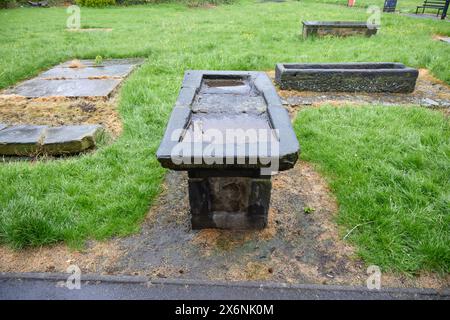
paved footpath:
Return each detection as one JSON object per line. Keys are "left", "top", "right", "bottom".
{"left": 0, "top": 273, "right": 449, "bottom": 300}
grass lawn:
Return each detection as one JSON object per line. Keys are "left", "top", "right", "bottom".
{"left": 0, "top": 1, "right": 449, "bottom": 273}
{"left": 295, "top": 106, "right": 450, "bottom": 273}
{"left": 309, "top": 0, "right": 433, "bottom": 12}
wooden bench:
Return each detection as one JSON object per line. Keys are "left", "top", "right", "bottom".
{"left": 416, "top": 0, "right": 447, "bottom": 16}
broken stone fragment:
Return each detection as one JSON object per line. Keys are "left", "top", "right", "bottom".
{"left": 42, "top": 125, "right": 104, "bottom": 155}
{"left": 0, "top": 125, "right": 46, "bottom": 156}
{"left": 0, "top": 124, "right": 104, "bottom": 156}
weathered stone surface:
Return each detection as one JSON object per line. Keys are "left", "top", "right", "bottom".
{"left": 0, "top": 124, "right": 103, "bottom": 156}
{"left": 42, "top": 125, "right": 103, "bottom": 155}
{"left": 158, "top": 71, "right": 299, "bottom": 170}
{"left": 275, "top": 63, "right": 419, "bottom": 93}
{"left": 7, "top": 78, "right": 121, "bottom": 98}
{"left": 189, "top": 172, "right": 270, "bottom": 230}
{"left": 0, "top": 123, "right": 7, "bottom": 131}
{"left": 302, "top": 21, "right": 379, "bottom": 39}
{"left": 58, "top": 58, "right": 145, "bottom": 68}
{"left": 6, "top": 58, "right": 144, "bottom": 98}
{"left": 39, "top": 64, "right": 136, "bottom": 79}
{"left": 157, "top": 70, "right": 300, "bottom": 230}
{"left": 0, "top": 125, "right": 46, "bottom": 156}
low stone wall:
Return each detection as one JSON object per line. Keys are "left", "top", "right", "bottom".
{"left": 275, "top": 63, "right": 419, "bottom": 93}
{"left": 302, "top": 21, "right": 379, "bottom": 39}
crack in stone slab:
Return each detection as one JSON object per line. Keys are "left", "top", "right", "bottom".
{"left": 4, "top": 59, "right": 145, "bottom": 98}
{"left": 0, "top": 124, "right": 103, "bottom": 156}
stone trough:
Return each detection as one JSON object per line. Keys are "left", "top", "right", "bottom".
{"left": 275, "top": 62, "right": 419, "bottom": 93}
{"left": 302, "top": 21, "right": 379, "bottom": 39}
{"left": 0, "top": 124, "right": 103, "bottom": 156}
{"left": 157, "top": 70, "right": 299, "bottom": 230}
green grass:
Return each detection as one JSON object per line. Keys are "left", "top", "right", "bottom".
{"left": 307, "top": 0, "right": 429, "bottom": 12}
{"left": 0, "top": 1, "right": 449, "bottom": 272}
{"left": 295, "top": 106, "right": 450, "bottom": 273}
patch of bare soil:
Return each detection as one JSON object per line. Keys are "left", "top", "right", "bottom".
{"left": 268, "top": 69, "right": 450, "bottom": 119}
{"left": 0, "top": 95, "right": 122, "bottom": 137}
{"left": 0, "top": 241, "right": 122, "bottom": 274}
{"left": 2, "top": 161, "right": 447, "bottom": 290}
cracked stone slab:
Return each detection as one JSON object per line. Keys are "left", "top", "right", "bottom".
{"left": 0, "top": 125, "right": 46, "bottom": 156}
{"left": 7, "top": 78, "right": 122, "bottom": 98}
{"left": 0, "top": 123, "right": 7, "bottom": 131}
{"left": 39, "top": 64, "right": 136, "bottom": 79}
{"left": 5, "top": 58, "right": 145, "bottom": 98}
{"left": 0, "top": 124, "right": 104, "bottom": 156}
{"left": 42, "top": 125, "right": 103, "bottom": 155}
{"left": 58, "top": 58, "right": 145, "bottom": 68}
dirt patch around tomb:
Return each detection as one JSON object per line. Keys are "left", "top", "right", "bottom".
{"left": 0, "top": 95, "right": 122, "bottom": 137}
{"left": 1, "top": 161, "right": 448, "bottom": 290}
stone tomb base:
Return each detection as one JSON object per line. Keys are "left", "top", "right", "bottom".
{"left": 188, "top": 170, "right": 271, "bottom": 230}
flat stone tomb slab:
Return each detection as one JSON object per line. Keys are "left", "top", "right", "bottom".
{"left": 6, "top": 58, "right": 144, "bottom": 98}
{"left": 157, "top": 71, "right": 300, "bottom": 230}
{"left": 8, "top": 78, "right": 122, "bottom": 98}
{"left": 43, "top": 125, "right": 102, "bottom": 155}
{"left": 302, "top": 21, "right": 379, "bottom": 39}
{"left": 0, "top": 125, "right": 46, "bottom": 156}
{"left": 0, "top": 124, "right": 103, "bottom": 156}
{"left": 275, "top": 62, "right": 419, "bottom": 93}
{"left": 40, "top": 64, "right": 136, "bottom": 79}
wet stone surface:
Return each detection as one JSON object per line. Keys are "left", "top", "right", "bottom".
{"left": 271, "top": 69, "right": 450, "bottom": 111}
{"left": 0, "top": 124, "right": 103, "bottom": 156}
{"left": 0, "top": 125, "right": 46, "bottom": 156}
{"left": 4, "top": 59, "right": 144, "bottom": 98}
{"left": 158, "top": 71, "right": 299, "bottom": 230}
{"left": 302, "top": 21, "right": 378, "bottom": 39}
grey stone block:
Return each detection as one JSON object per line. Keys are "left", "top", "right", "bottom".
{"left": 302, "top": 21, "right": 379, "bottom": 39}
{"left": 42, "top": 125, "right": 103, "bottom": 155}
{"left": 0, "top": 124, "right": 7, "bottom": 131}
{"left": 57, "top": 58, "right": 145, "bottom": 68}
{"left": 6, "top": 58, "right": 145, "bottom": 98}
{"left": 189, "top": 173, "right": 271, "bottom": 230}
{"left": 7, "top": 78, "right": 122, "bottom": 98}
{"left": 157, "top": 70, "right": 300, "bottom": 230}
{"left": 275, "top": 63, "right": 418, "bottom": 93}
{"left": 0, "top": 125, "right": 46, "bottom": 156}
{"left": 39, "top": 64, "right": 136, "bottom": 79}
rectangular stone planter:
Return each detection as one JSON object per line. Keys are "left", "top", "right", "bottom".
{"left": 157, "top": 70, "right": 300, "bottom": 230}
{"left": 302, "top": 21, "right": 379, "bottom": 39}
{"left": 275, "top": 62, "right": 419, "bottom": 93}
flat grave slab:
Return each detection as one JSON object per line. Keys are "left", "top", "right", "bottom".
{"left": 0, "top": 125, "right": 46, "bottom": 156}
{"left": 43, "top": 125, "right": 102, "bottom": 155}
{"left": 0, "top": 123, "right": 7, "bottom": 131}
{"left": 0, "top": 124, "right": 103, "bottom": 156}
{"left": 8, "top": 78, "right": 122, "bottom": 98}
{"left": 5, "top": 58, "right": 144, "bottom": 98}
{"left": 39, "top": 64, "right": 136, "bottom": 79}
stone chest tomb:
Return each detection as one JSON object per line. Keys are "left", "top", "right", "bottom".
{"left": 302, "top": 21, "right": 379, "bottom": 39}
{"left": 157, "top": 71, "right": 299, "bottom": 230}
{"left": 275, "top": 62, "right": 419, "bottom": 93}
